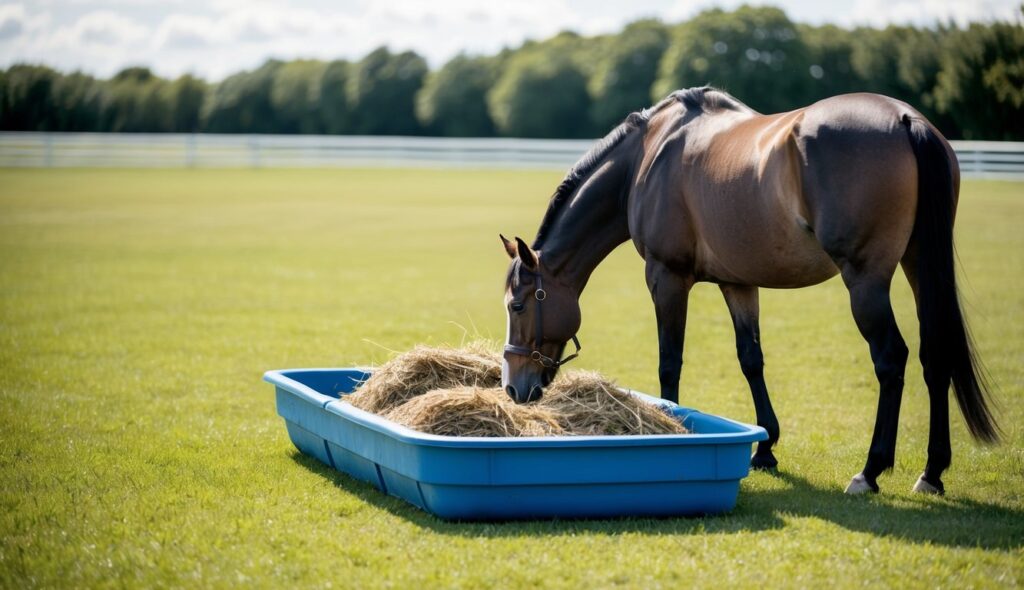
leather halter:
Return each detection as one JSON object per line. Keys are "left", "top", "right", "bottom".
{"left": 503, "top": 268, "right": 582, "bottom": 369}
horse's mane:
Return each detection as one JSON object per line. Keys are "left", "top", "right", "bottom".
{"left": 531, "top": 87, "right": 747, "bottom": 249}
{"left": 533, "top": 111, "right": 650, "bottom": 247}
{"left": 671, "top": 85, "right": 748, "bottom": 113}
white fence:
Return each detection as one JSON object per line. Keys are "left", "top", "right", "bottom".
{"left": 1, "top": 132, "right": 1022, "bottom": 179}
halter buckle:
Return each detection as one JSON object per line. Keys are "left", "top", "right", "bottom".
{"left": 535, "top": 289, "right": 546, "bottom": 301}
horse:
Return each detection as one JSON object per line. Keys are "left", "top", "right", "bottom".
{"left": 499, "top": 87, "right": 999, "bottom": 495}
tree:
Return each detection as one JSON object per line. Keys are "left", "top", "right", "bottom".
{"left": 49, "top": 71, "right": 104, "bottom": 131}
{"left": 416, "top": 54, "right": 497, "bottom": 136}
{"left": 201, "top": 60, "right": 282, "bottom": 133}
{"left": 933, "top": 22, "right": 1024, "bottom": 140}
{"left": 270, "top": 60, "right": 326, "bottom": 134}
{"left": 319, "top": 60, "right": 352, "bottom": 134}
{"left": 589, "top": 19, "right": 670, "bottom": 132}
{"left": 653, "top": 6, "right": 812, "bottom": 113}
{"left": 0, "top": 64, "right": 61, "bottom": 130}
{"left": 800, "top": 24, "right": 860, "bottom": 103}
{"left": 163, "top": 74, "right": 206, "bottom": 132}
{"left": 101, "top": 67, "right": 171, "bottom": 132}
{"left": 487, "top": 52, "right": 592, "bottom": 138}
{"left": 347, "top": 47, "right": 427, "bottom": 135}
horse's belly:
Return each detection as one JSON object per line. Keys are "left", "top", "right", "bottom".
{"left": 695, "top": 218, "right": 839, "bottom": 288}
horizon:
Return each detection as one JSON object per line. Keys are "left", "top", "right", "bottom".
{"left": 1, "top": 0, "right": 1021, "bottom": 81}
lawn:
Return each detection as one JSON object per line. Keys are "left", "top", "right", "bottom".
{"left": 1, "top": 168, "right": 1022, "bottom": 588}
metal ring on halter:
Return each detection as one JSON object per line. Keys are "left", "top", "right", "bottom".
{"left": 535, "top": 289, "right": 546, "bottom": 300}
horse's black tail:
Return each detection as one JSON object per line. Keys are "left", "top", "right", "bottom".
{"left": 903, "top": 114, "right": 1000, "bottom": 443}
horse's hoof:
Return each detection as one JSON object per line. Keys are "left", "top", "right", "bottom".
{"left": 912, "top": 474, "right": 944, "bottom": 495}
{"left": 844, "top": 472, "right": 879, "bottom": 495}
{"left": 750, "top": 452, "right": 778, "bottom": 471}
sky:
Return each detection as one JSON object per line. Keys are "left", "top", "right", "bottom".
{"left": 0, "top": 0, "right": 1020, "bottom": 81}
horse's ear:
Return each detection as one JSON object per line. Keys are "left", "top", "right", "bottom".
{"left": 515, "top": 237, "right": 538, "bottom": 269}
{"left": 500, "top": 234, "right": 516, "bottom": 259}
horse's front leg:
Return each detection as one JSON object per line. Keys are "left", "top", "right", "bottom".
{"left": 645, "top": 259, "right": 693, "bottom": 404}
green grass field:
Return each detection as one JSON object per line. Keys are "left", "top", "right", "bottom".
{"left": 1, "top": 168, "right": 1022, "bottom": 588}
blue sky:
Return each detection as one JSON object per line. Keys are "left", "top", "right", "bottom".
{"left": 1, "top": 0, "right": 1020, "bottom": 80}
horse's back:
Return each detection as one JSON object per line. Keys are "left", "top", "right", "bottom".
{"left": 633, "top": 91, "right": 936, "bottom": 288}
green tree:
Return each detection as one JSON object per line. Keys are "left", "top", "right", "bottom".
{"left": 589, "top": 19, "right": 669, "bottom": 131}
{"left": 850, "top": 27, "right": 946, "bottom": 106}
{"left": 801, "top": 24, "right": 860, "bottom": 103}
{"left": 347, "top": 47, "right": 428, "bottom": 135}
{"left": 319, "top": 60, "right": 352, "bottom": 134}
{"left": 416, "top": 54, "right": 497, "bottom": 136}
{"left": 201, "top": 60, "right": 282, "bottom": 133}
{"left": 162, "top": 74, "right": 206, "bottom": 132}
{"left": 270, "top": 60, "right": 327, "bottom": 134}
{"left": 0, "top": 64, "right": 61, "bottom": 130}
{"left": 488, "top": 52, "right": 592, "bottom": 138}
{"left": 653, "top": 6, "right": 812, "bottom": 113}
{"left": 101, "top": 67, "right": 171, "bottom": 132}
{"left": 933, "top": 22, "right": 1024, "bottom": 140}
{"left": 52, "top": 71, "right": 105, "bottom": 131}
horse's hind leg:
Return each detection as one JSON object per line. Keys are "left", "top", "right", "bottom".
{"left": 720, "top": 284, "right": 780, "bottom": 469}
{"left": 840, "top": 267, "right": 910, "bottom": 494}
{"left": 900, "top": 250, "right": 951, "bottom": 494}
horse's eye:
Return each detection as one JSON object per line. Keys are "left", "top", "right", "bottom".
{"left": 510, "top": 301, "right": 525, "bottom": 313}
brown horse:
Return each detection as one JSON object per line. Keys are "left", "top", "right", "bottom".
{"left": 500, "top": 87, "right": 999, "bottom": 495}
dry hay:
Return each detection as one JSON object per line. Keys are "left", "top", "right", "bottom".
{"left": 345, "top": 343, "right": 501, "bottom": 414}
{"left": 383, "top": 387, "right": 565, "bottom": 437}
{"left": 345, "top": 346, "right": 688, "bottom": 437}
{"left": 542, "top": 371, "right": 688, "bottom": 436}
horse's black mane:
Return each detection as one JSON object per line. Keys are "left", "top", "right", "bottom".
{"left": 671, "top": 85, "right": 747, "bottom": 113}
{"left": 532, "top": 87, "right": 744, "bottom": 248}
{"left": 533, "top": 111, "right": 649, "bottom": 247}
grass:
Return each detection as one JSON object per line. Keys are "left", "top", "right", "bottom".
{"left": 0, "top": 168, "right": 1022, "bottom": 588}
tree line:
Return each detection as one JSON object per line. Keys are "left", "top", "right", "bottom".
{"left": 1, "top": 6, "right": 1021, "bottom": 140}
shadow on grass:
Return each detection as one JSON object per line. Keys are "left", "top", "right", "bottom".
{"left": 290, "top": 451, "right": 1023, "bottom": 550}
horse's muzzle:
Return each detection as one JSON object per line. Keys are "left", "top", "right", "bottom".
{"left": 504, "top": 383, "right": 544, "bottom": 404}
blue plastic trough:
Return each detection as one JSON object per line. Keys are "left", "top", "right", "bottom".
{"left": 265, "top": 368, "right": 767, "bottom": 520}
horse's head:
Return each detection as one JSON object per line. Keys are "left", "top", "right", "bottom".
{"left": 500, "top": 235, "right": 582, "bottom": 404}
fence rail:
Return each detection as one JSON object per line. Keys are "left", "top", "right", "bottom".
{"left": 1, "top": 132, "right": 1022, "bottom": 179}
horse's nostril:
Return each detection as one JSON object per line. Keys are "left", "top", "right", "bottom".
{"left": 528, "top": 385, "right": 544, "bottom": 402}
{"left": 505, "top": 385, "right": 517, "bottom": 399}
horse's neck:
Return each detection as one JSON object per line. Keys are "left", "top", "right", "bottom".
{"left": 535, "top": 160, "right": 633, "bottom": 292}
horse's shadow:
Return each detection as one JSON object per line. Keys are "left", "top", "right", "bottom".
{"left": 290, "top": 452, "right": 1023, "bottom": 550}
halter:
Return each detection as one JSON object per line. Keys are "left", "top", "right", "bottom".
{"left": 503, "top": 269, "right": 582, "bottom": 369}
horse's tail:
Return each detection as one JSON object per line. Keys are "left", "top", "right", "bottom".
{"left": 903, "top": 114, "right": 1000, "bottom": 443}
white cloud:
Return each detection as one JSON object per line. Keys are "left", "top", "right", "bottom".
{"left": 50, "top": 10, "right": 149, "bottom": 47}
{"left": 153, "top": 14, "right": 216, "bottom": 48}
{"left": 0, "top": 4, "right": 26, "bottom": 40}
{"left": 0, "top": 3, "right": 51, "bottom": 43}
{"left": 844, "top": 0, "right": 1021, "bottom": 27}
{"left": 0, "top": 0, "right": 1021, "bottom": 80}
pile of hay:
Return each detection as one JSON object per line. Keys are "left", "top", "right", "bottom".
{"left": 382, "top": 387, "right": 564, "bottom": 437}
{"left": 345, "top": 346, "right": 688, "bottom": 438}
{"left": 542, "top": 371, "right": 687, "bottom": 436}
{"left": 346, "top": 343, "right": 501, "bottom": 414}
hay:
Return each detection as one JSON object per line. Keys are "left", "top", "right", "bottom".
{"left": 542, "top": 371, "right": 688, "bottom": 436}
{"left": 345, "top": 346, "right": 688, "bottom": 437}
{"left": 345, "top": 343, "right": 501, "bottom": 414}
{"left": 383, "top": 387, "right": 565, "bottom": 437}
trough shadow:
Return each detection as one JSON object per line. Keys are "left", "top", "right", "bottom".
{"left": 290, "top": 452, "right": 1024, "bottom": 550}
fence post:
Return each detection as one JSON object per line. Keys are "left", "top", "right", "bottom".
{"left": 186, "top": 134, "right": 197, "bottom": 168}
{"left": 249, "top": 137, "right": 261, "bottom": 169}
{"left": 44, "top": 133, "right": 54, "bottom": 168}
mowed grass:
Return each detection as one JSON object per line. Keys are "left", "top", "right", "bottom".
{"left": 0, "top": 168, "right": 1022, "bottom": 588}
